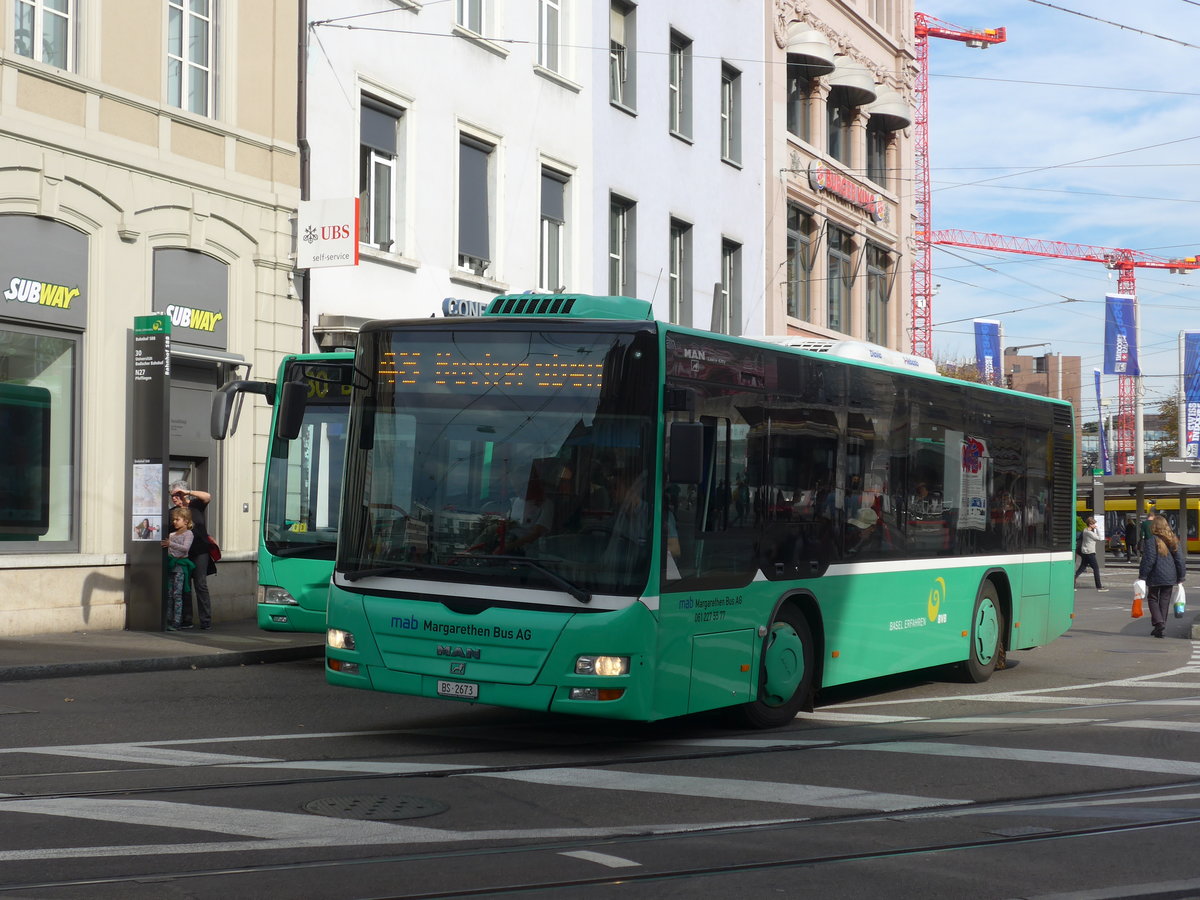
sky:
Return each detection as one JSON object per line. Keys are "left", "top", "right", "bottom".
{"left": 917, "top": 0, "right": 1200, "bottom": 422}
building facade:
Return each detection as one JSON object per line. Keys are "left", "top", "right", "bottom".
{"left": 0, "top": 0, "right": 300, "bottom": 634}
{"left": 304, "top": 0, "right": 767, "bottom": 345}
{"left": 764, "top": 0, "right": 914, "bottom": 349}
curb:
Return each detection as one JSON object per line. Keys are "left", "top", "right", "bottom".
{"left": 0, "top": 643, "right": 323, "bottom": 683}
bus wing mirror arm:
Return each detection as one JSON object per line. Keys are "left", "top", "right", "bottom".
{"left": 210, "top": 379, "right": 275, "bottom": 440}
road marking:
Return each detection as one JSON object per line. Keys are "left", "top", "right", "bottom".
{"left": 797, "top": 712, "right": 926, "bottom": 723}
{"left": 0, "top": 796, "right": 792, "bottom": 862}
{"left": 846, "top": 741, "right": 1200, "bottom": 775}
{"left": 0, "top": 745, "right": 275, "bottom": 766}
{"left": 651, "top": 737, "right": 833, "bottom": 748}
{"left": 474, "top": 768, "right": 966, "bottom": 812}
{"left": 1099, "top": 719, "right": 1200, "bottom": 733}
{"left": 559, "top": 850, "right": 641, "bottom": 868}
{"left": 927, "top": 716, "right": 1103, "bottom": 725}
{"left": 229, "top": 760, "right": 478, "bottom": 774}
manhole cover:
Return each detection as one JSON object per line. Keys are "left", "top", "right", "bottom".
{"left": 304, "top": 795, "right": 448, "bottom": 821}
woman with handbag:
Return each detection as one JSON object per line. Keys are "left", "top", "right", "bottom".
{"left": 169, "top": 481, "right": 214, "bottom": 631}
{"left": 1137, "top": 515, "right": 1186, "bottom": 639}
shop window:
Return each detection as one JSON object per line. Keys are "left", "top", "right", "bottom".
{"left": 0, "top": 326, "right": 78, "bottom": 546}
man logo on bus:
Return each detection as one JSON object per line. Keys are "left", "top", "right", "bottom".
{"left": 928, "top": 576, "right": 947, "bottom": 623}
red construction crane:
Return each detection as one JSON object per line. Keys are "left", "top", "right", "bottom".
{"left": 931, "top": 228, "right": 1200, "bottom": 474}
{"left": 911, "top": 13, "right": 1006, "bottom": 360}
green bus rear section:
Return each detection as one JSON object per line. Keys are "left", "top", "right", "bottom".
{"left": 326, "top": 557, "right": 1072, "bottom": 721}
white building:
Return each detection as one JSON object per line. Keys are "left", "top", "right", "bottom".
{"left": 304, "top": 0, "right": 767, "bottom": 346}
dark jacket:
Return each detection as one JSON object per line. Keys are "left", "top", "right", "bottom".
{"left": 1138, "top": 537, "right": 1186, "bottom": 587}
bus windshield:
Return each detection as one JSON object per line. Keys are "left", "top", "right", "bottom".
{"left": 338, "top": 325, "right": 659, "bottom": 598}
{"left": 263, "top": 359, "right": 352, "bottom": 560}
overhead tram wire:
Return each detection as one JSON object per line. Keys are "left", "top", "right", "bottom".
{"left": 1022, "top": 0, "right": 1200, "bottom": 50}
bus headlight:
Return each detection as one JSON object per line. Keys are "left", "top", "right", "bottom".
{"left": 575, "top": 655, "right": 629, "bottom": 676}
{"left": 327, "top": 628, "right": 356, "bottom": 651}
{"left": 258, "top": 585, "right": 299, "bottom": 606}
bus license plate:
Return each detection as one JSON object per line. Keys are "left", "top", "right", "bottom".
{"left": 437, "top": 680, "right": 478, "bottom": 700}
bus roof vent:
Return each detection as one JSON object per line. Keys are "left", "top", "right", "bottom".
{"left": 761, "top": 336, "right": 939, "bottom": 375}
{"left": 485, "top": 293, "right": 654, "bottom": 321}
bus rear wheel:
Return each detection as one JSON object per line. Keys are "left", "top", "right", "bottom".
{"left": 737, "top": 605, "right": 814, "bottom": 729}
{"left": 959, "top": 581, "right": 1004, "bottom": 683}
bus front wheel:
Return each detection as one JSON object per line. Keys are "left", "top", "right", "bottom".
{"left": 959, "top": 581, "right": 1004, "bottom": 683}
{"left": 737, "top": 605, "right": 814, "bottom": 729}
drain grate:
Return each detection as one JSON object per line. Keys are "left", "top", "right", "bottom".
{"left": 304, "top": 795, "right": 448, "bottom": 821}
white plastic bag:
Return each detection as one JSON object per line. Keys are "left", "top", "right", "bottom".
{"left": 1133, "top": 579, "right": 1147, "bottom": 600}
{"left": 1173, "top": 584, "right": 1187, "bottom": 618}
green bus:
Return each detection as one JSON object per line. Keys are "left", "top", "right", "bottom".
{"left": 318, "top": 294, "right": 1075, "bottom": 726}
{"left": 211, "top": 352, "right": 353, "bottom": 632}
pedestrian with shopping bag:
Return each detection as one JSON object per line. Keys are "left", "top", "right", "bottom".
{"left": 1137, "top": 515, "right": 1186, "bottom": 639}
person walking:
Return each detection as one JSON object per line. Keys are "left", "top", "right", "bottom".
{"left": 1137, "top": 505, "right": 1157, "bottom": 559}
{"left": 1138, "top": 515, "right": 1186, "bottom": 639}
{"left": 1074, "top": 516, "right": 1106, "bottom": 591}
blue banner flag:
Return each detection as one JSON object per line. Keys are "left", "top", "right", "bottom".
{"left": 1094, "top": 368, "right": 1110, "bottom": 475}
{"left": 973, "top": 320, "right": 1001, "bottom": 386}
{"left": 1103, "top": 294, "right": 1139, "bottom": 376}
{"left": 1185, "top": 332, "right": 1200, "bottom": 458}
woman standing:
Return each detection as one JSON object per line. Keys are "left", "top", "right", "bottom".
{"left": 1138, "top": 515, "right": 1186, "bottom": 639}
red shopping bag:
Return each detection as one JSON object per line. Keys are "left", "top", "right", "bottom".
{"left": 1131, "top": 594, "right": 1144, "bottom": 618}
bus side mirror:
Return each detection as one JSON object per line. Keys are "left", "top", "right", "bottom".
{"left": 276, "top": 380, "right": 307, "bottom": 441}
{"left": 668, "top": 421, "right": 705, "bottom": 484}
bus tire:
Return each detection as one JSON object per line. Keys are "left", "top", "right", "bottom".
{"left": 737, "top": 605, "right": 814, "bottom": 729}
{"left": 959, "top": 581, "right": 1004, "bottom": 683}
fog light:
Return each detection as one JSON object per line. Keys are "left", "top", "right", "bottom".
{"left": 327, "top": 628, "right": 356, "bottom": 650}
{"left": 328, "top": 658, "right": 359, "bottom": 675}
{"left": 270, "top": 614, "right": 289, "bottom": 623}
{"left": 259, "top": 585, "right": 299, "bottom": 606}
{"left": 569, "top": 687, "right": 625, "bottom": 701}
{"left": 575, "top": 655, "right": 629, "bottom": 676}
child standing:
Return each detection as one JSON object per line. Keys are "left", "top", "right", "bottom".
{"left": 161, "top": 508, "right": 195, "bottom": 631}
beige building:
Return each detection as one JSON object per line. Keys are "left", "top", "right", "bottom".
{"left": 0, "top": 0, "right": 300, "bottom": 634}
{"left": 765, "top": 0, "right": 914, "bottom": 349}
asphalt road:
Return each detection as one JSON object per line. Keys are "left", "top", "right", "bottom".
{"left": 1, "top": 574, "right": 1199, "bottom": 899}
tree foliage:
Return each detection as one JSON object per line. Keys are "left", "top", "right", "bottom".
{"left": 935, "top": 357, "right": 985, "bottom": 384}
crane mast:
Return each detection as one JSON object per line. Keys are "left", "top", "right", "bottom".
{"left": 911, "top": 13, "right": 1005, "bottom": 359}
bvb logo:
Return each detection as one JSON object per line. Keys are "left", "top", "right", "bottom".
{"left": 928, "top": 576, "right": 946, "bottom": 622}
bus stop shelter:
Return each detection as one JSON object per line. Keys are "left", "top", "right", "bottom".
{"left": 1081, "top": 470, "right": 1200, "bottom": 569}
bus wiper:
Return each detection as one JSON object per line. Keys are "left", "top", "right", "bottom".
{"left": 342, "top": 561, "right": 472, "bottom": 582}
{"left": 482, "top": 555, "right": 592, "bottom": 604}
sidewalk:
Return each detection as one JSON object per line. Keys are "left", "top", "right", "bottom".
{"left": 0, "top": 619, "right": 324, "bottom": 683}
